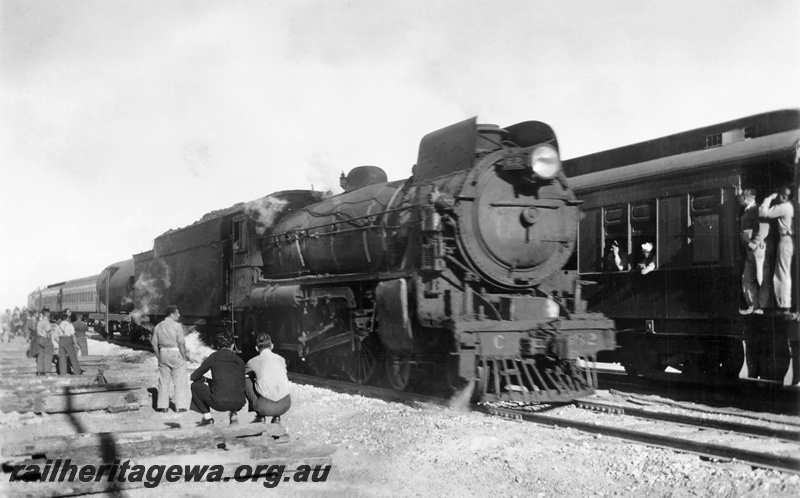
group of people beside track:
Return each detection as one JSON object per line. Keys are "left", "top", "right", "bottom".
{"left": 2, "top": 306, "right": 90, "bottom": 375}
{"left": 151, "top": 305, "right": 292, "bottom": 427}
{"left": 24, "top": 307, "right": 89, "bottom": 376}
{"left": 1, "top": 307, "right": 27, "bottom": 342}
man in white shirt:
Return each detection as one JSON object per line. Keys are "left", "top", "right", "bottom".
{"left": 245, "top": 333, "right": 292, "bottom": 423}
{"left": 759, "top": 186, "right": 795, "bottom": 315}
{"left": 56, "top": 312, "right": 82, "bottom": 375}
{"left": 151, "top": 305, "right": 189, "bottom": 412}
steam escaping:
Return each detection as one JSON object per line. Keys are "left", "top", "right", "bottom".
{"left": 245, "top": 195, "right": 288, "bottom": 235}
{"left": 184, "top": 329, "right": 214, "bottom": 364}
{"left": 134, "top": 259, "right": 170, "bottom": 316}
{"left": 133, "top": 274, "right": 159, "bottom": 316}
{"left": 448, "top": 380, "right": 475, "bottom": 412}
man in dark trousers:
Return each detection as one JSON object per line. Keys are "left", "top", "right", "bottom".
{"left": 35, "top": 309, "right": 54, "bottom": 375}
{"left": 739, "top": 188, "right": 772, "bottom": 315}
{"left": 26, "top": 310, "right": 38, "bottom": 358}
{"left": 190, "top": 331, "right": 246, "bottom": 426}
{"left": 245, "top": 333, "right": 292, "bottom": 424}
{"left": 71, "top": 313, "right": 89, "bottom": 356}
{"left": 56, "top": 312, "right": 82, "bottom": 375}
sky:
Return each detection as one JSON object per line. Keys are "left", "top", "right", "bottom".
{"left": 1, "top": 0, "right": 798, "bottom": 309}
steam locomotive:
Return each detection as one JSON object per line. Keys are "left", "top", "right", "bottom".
{"left": 30, "top": 117, "right": 617, "bottom": 403}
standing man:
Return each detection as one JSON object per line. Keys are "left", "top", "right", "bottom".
{"left": 72, "top": 313, "right": 89, "bottom": 356}
{"left": 35, "top": 309, "right": 54, "bottom": 376}
{"left": 1, "top": 309, "right": 10, "bottom": 343}
{"left": 10, "top": 310, "right": 22, "bottom": 341}
{"left": 739, "top": 188, "right": 772, "bottom": 315}
{"left": 760, "top": 186, "right": 795, "bottom": 316}
{"left": 56, "top": 313, "right": 82, "bottom": 375}
{"left": 26, "top": 310, "right": 38, "bottom": 358}
{"left": 151, "top": 306, "right": 189, "bottom": 412}
{"left": 245, "top": 333, "right": 292, "bottom": 424}
{"left": 20, "top": 308, "right": 28, "bottom": 340}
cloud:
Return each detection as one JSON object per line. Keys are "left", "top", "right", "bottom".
{"left": 1, "top": 0, "right": 798, "bottom": 309}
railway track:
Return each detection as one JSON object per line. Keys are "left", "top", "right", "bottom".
{"left": 94, "top": 338, "right": 800, "bottom": 475}
{"left": 484, "top": 400, "right": 800, "bottom": 475}
{"left": 596, "top": 367, "right": 800, "bottom": 417}
{"left": 285, "top": 371, "right": 800, "bottom": 475}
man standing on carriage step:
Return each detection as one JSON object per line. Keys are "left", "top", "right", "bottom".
{"left": 151, "top": 305, "right": 189, "bottom": 412}
{"left": 759, "top": 186, "right": 795, "bottom": 316}
{"left": 739, "top": 188, "right": 772, "bottom": 315}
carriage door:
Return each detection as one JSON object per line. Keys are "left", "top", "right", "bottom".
{"left": 792, "top": 153, "right": 800, "bottom": 340}
{"left": 230, "top": 215, "right": 255, "bottom": 346}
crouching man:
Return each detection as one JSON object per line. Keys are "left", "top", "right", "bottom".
{"left": 245, "top": 333, "right": 292, "bottom": 423}
{"left": 190, "top": 331, "right": 246, "bottom": 426}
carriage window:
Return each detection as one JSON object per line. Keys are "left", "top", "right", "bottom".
{"left": 233, "top": 218, "right": 248, "bottom": 253}
{"left": 631, "top": 201, "right": 656, "bottom": 267}
{"left": 579, "top": 208, "right": 601, "bottom": 273}
{"left": 705, "top": 133, "right": 722, "bottom": 148}
{"left": 690, "top": 190, "right": 721, "bottom": 264}
{"left": 603, "top": 205, "right": 629, "bottom": 271}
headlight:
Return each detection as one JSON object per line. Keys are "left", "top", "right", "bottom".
{"left": 530, "top": 144, "right": 561, "bottom": 180}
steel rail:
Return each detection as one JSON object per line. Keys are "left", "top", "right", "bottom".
{"left": 574, "top": 399, "right": 800, "bottom": 441}
{"left": 481, "top": 405, "right": 800, "bottom": 475}
{"left": 104, "top": 340, "right": 799, "bottom": 474}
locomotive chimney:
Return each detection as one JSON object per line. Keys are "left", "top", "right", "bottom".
{"left": 476, "top": 124, "right": 509, "bottom": 152}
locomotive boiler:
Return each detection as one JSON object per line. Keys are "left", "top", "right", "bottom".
{"left": 246, "top": 117, "right": 617, "bottom": 402}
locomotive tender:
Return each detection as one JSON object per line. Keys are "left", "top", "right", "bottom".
{"left": 565, "top": 109, "right": 800, "bottom": 384}
{"left": 30, "top": 117, "right": 617, "bottom": 403}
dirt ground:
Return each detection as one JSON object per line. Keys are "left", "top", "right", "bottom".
{"left": 1, "top": 337, "right": 799, "bottom": 497}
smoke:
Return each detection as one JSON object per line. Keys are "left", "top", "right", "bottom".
{"left": 448, "top": 379, "right": 476, "bottom": 412}
{"left": 134, "top": 259, "right": 171, "bottom": 315}
{"left": 181, "top": 141, "right": 213, "bottom": 178}
{"left": 133, "top": 274, "right": 159, "bottom": 315}
{"left": 184, "top": 329, "right": 214, "bottom": 364}
{"left": 244, "top": 195, "right": 289, "bottom": 235}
